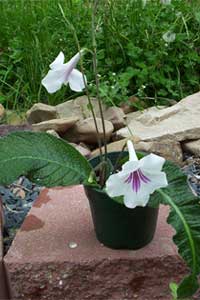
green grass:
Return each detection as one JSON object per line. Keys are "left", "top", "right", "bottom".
{"left": 0, "top": 0, "right": 199, "bottom": 110}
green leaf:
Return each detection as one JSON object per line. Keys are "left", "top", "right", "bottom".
{"left": 0, "top": 131, "right": 93, "bottom": 186}
{"left": 150, "top": 161, "right": 200, "bottom": 298}
{"left": 176, "top": 275, "right": 199, "bottom": 299}
{"left": 169, "top": 282, "right": 178, "bottom": 299}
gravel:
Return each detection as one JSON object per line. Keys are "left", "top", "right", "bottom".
{"left": 182, "top": 155, "right": 200, "bottom": 196}
{"left": 0, "top": 176, "right": 42, "bottom": 255}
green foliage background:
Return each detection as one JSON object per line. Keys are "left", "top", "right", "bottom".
{"left": 0, "top": 0, "right": 199, "bottom": 110}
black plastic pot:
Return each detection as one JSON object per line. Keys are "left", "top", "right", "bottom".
{"left": 84, "top": 152, "right": 159, "bottom": 250}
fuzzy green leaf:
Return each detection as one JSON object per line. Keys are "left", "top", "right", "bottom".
{"left": 0, "top": 131, "right": 92, "bottom": 186}
{"left": 150, "top": 161, "right": 200, "bottom": 298}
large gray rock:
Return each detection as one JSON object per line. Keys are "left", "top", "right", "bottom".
{"left": 117, "top": 92, "right": 200, "bottom": 143}
{"left": 56, "top": 96, "right": 107, "bottom": 120}
{"left": 26, "top": 103, "right": 58, "bottom": 124}
{"left": 32, "top": 117, "right": 78, "bottom": 133}
{"left": 62, "top": 117, "right": 114, "bottom": 144}
{"left": 92, "top": 138, "right": 183, "bottom": 164}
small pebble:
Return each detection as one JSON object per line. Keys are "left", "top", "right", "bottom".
{"left": 68, "top": 241, "right": 78, "bottom": 249}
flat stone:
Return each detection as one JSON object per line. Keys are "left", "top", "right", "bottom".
{"left": 62, "top": 117, "right": 114, "bottom": 144}
{"left": 0, "top": 197, "right": 10, "bottom": 299}
{"left": 56, "top": 96, "right": 107, "bottom": 120}
{"left": 182, "top": 139, "right": 200, "bottom": 156}
{"left": 32, "top": 117, "right": 79, "bottom": 133}
{"left": 124, "top": 106, "right": 166, "bottom": 126}
{"left": 92, "top": 138, "right": 183, "bottom": 164}
{"left": 117, "top": 92, "right": 200, "bottom": 142}
{"left": 26, "top": 103, "right": 58, "bottom": 124}
{"left": 4, "top": 186, "right": 192, "bottom": 300}
{"left": 0, "top": 124, "right": 32, "bottom": 137}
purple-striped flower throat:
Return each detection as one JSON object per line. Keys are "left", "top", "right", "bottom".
{"left": 125, "top": 169, "right": 151, "bottom": 193}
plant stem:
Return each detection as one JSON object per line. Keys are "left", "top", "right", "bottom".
{"left": 92, "top": 0, "right": 108, "bottom": 160}
{"left": 58, "top": 3, "right": 103, "bottom": 158}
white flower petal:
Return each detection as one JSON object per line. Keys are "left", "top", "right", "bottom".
{"left": 139, "top": 153, "right": 165, "bottom": 173}
{"left": 143, "top": 171, "right": 168, "bottom": 194}
{"left": 124, "top": 192, "right": 150, "bottom": 209}
{"left": 119, "top": 160, "right": 139, "bottom": 177}
{"left": 50, "top": 51, "right": 65, "bottom": 70}
{"left": 41, "top": 67, "right": 67, "bottom": 94}
{"left": 105, "top": 173, "right": 127, "bottom": 197}
{"left": 123, "top": 171, "right": 167, "bottom": 209}
{"left": 127, "top": 140, "right": 138, "bottom": 161}
{"left": 66, "top": 51, "right": 83, "bottom": 73}
{"left": 68, "top": 69, "right": 86, "bottom": 92}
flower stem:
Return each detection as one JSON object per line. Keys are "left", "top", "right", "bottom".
{"left": 92, "top": 0, "right": 108, "bottom": 160}
{"left": 58, "top": 3, "right": 103, "bottom": 158}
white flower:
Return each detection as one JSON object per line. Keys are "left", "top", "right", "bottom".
{"left": 105, "top": 140, "right": 168, "bottom": 209}
{"left": 160, "top": 0, "right": 171, "bottom": 4}
{"left": 42, "top": 51, "right": 86, "bottom": 93}
{"left": 162, "top": 31, "right": 176, "bottom": 43}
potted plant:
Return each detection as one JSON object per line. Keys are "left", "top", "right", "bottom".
{"left": 84, "top": 147, "right": 164, "bottom": 250}
{"left": 0, "top": 3, "right": 200, "bottom": 299}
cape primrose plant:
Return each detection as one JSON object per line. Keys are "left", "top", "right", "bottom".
{"left": 0, "top": 50, "right": 200, "bottom": 299}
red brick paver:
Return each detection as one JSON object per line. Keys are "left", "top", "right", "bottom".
{"left": 4, "top": 186, "right": 191, "bottom": 300}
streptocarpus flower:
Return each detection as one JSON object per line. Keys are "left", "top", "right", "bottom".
{"left": 42, "top": 51, "right": 86, "bottom": 93}
{"left": 105, "top": 141, "right": 168, "bottom": 208}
